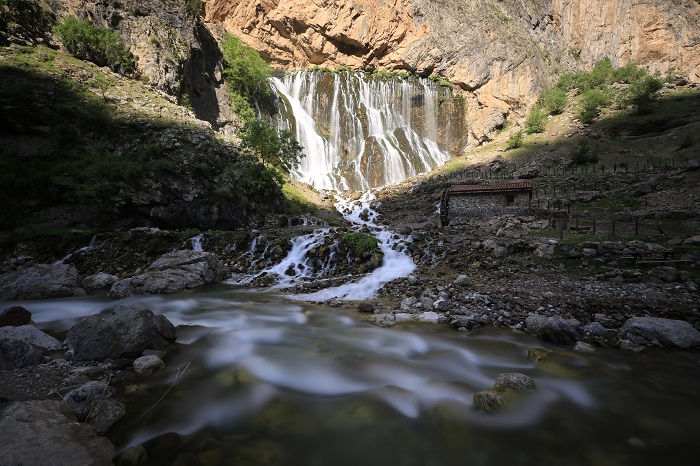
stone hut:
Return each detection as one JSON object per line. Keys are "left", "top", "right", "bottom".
{"left": 440, "top": 181, "right": 533, "bottom": 226}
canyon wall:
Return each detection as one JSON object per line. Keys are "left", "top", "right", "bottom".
{"left": 203, "top": 0, "right": 700, "bottom": 145}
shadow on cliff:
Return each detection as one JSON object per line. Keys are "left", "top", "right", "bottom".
{"left": 0, "top": 63, "right": 325, "bottom": 242}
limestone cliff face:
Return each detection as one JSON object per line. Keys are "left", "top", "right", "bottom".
{"left": 203, "top": 0, "right": 700, "bottom": 144}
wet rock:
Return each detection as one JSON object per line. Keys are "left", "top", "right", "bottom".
{"left": 0, "top": 400, "right": 115, "bottom": 465}
{"left": 574, "top": 341, "right": 596, "bottom": 352}
{"left": 619, "top": 339, "right": 645, "bottom": 353}
{"left": 0, "top": 264, "right": 83, "bottom": 300}
{"left": 400, "top": 297, "right": 418, "bottom": 312}
{"left": 526, "top": 314, "right": 580, "bottom": 345}
{"left": 494, "top": 373, "right": 536, "bottom": 392}
{"left": 65, "top": 304, "right": 177, "bottom": 362}
{"left": 115, "top": 445, "right": 148, "bottom": 466}
{"left": 473, "top": 389, "right": 507, "bottom": 413}
{"left": 82, "top": 273, "right": 119, "bottom": 291}
{"left": 618, "top": 317, "right": 700, "bottom": 349}
{"left": 433, "top": 298, "right": 453, "bottom": 312}
{"left": 109, "top": 251, "right": 227, "bottom": 298}
{"left": 0, "top": 306, "right": 31, "bottom": 327}
{"left": 418, "top": 311, "right": 441, "bottom": 323}
{"left": 0, "top": 325, "right": 62, "bottom": 352}
{"left": 63, "top": 381, "right": 125, "bottom": 434}
{"left": 357, "top": 303, "right": 375, "bottom": 313}
{"left": 133, "top": 355, "right": 165, "bottom": 376}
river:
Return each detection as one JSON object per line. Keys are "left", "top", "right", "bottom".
{"left": 21, "top": 286, "right": 700, "bottom": 466}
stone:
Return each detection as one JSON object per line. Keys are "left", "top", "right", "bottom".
{"left": 0, "top": 325, "right": 62, "bottom": 352}
{"left": 635, "top": 183, "right": 653, "bottom": 195}
{"left": 0, "top": 264, "right": 82, "bottom": 300}
{"left": 0, "top": 400, "right": 115, "bottom": 465}
{"left": 534, "top": 244, "right": 554, "bottom": 259}
{"left": 400, "top": 297, "right": 418, "bottom": 312}
{"left": 494, "top": 373, "right": 536, "bottom": 392}
{"left": 580, "top": 322, "right": 608, "bottom": 337}
{"left": 647, "top": 266, "right": 680, "bottom": 282}
{"left": 0, "top": 338, "right": 43, "bottom": 369}
{"left": 0, "top": 306, "right": 31, "bottom": 327}
{"left": 574, "top": 341, "right": 596, "bottom": 352}
{"left": 581, "top": 248, "right": 597, "bottom": 258}
{"left": 63, "top": 381, "right": 125, "bottom": 434}
{"left": 492, "top": 246, "right": 508, "bottom": 258}
{"left": 82, "top": 273, "right": 119, "bottom": 291}
{"left": 65, "top": 304, "right": 177, "bottom": 362}
{"left": 133, "top": 355, "right": 165, "bottom": 376}
{"left": 115, "top": 445, "right": 148, "bottom": 466}
{"left": 619, "top": 317, "right": 700, "bottom": 349}
{"left": 453, "top": 274, "right": 471, "bottom": 287}
{"left": 686, "top": 159, "right": 700, "bottom": 171}
{"left": 109, "top": 251, "right": 227, "bottom": 299}
{"left": 418, "top": 311, "right": 441, "bottom": 323}
{"left": 526, "top": 314, "right": 579, "bottom": 345}
{"left": 433, "top": 298, "right": 452, "bottom": 312}
{"left": 357, "top": 303, "right": 375, "bottom": 313}
{"left": 683, "top": 235, "right": 700, "bottom": 245}
{"left": 473, "top": 389, "right": 507, "bottom": 413}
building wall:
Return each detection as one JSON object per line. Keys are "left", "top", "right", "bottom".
{"left": 447, "top": 191, "right": 530, "bottom": 218}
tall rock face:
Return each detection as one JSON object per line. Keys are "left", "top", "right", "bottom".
{"left": 203, "top": 0, "right": 700, "bottom": 144}
{"left": 63, "top": 0, "right": 237, "bottom": 129}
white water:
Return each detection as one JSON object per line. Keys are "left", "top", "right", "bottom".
{"left": 53, "top": 235, "right": 97, "bottom": 265}
{"left": 271, "top": 71, "right": 452, "bottom": 191}
{"left": 190, "top": 234, "right": 204, "bottom": 252}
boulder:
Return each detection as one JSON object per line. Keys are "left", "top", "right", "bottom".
{"left": 619, "top": 317, "right": 700, "bottom": 349}
{"left": 109, "top": 251, "right": 227, "bottom": 298}
{"left": 0, "top": 264, "right": 82, "bottom": 300}
{"left": 534, "top": 244, "right": 554, "bottom": 259}
{"left": 82, "top": 273, "right": 119, "bottom": 291}
{"left": 63, "top": 382, "right": 125, "bottom": 434}
{"left": 647, "top": 266, "right": 680, "bottom": 282}
{"left": 0, "top": 339, "right": 43, "bottom": 369}
{"left": 0, "top": 325, "right": 62, "bottom": 352}
{"left": 357, "top": 303, "right": 375, "bottom": 313}
{"left": 473, "top": 372, "right": 536, "bottom": 413}
{"left": 453, "top": 274, "right": 471, "bottom": 287}
{"left": 133, "top": 355, "right": 165, "bottom": 376}
{"left": 525, "top": 314, "right": 580, "bottom": 345}
{"left": 418, "top": 311, "right": 441, "bottom": 323}
{"left": 494, "top": 373, "right": 536, "bottom": 392}
{"left": 0, "top": 306, "right": 31, "bottom": 327}
{"left": 65, "top": 304, "right": 177, "bottom": 361}
{"left": 0, "top": 401, "right": 115, "bottom": 465}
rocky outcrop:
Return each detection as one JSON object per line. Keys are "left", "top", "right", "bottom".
{"left": 0, "top": 400, "right": 115, "bottom": 465}
{"left": 0, "top": 264, "right": 83, "bottom": 300}
{"left": 109, "top": 250, "right": 227, "bottom": 298}
{"left": 65, "top": 303, "right": 177, "bottom": 361}
{"left": 618, "top": 317, "right": 700, "bottom": 350}
{"left": 473, "top": 372, "right": 537, "bottom": 413}
{"left": 204, "top": 0, "right": 700, "bottom": 142}
{"left": 63, "top": 381, "right": 126, "bottom": 434}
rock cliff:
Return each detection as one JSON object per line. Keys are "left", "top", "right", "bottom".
{"left": 202, "top": 0, "right": 700, "bottom": 143}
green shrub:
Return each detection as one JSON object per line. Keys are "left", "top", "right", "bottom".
{"left": 525, "top": 106, "right": 547, "bottom": 134}
{"left": 221, "top": 33, "right": 273, "bottom": 121}
{"left": 623, "top": 74, "right": 662, "bottom": 114}
{"left": 241, "top": 120, "right": 304, "bottom": 173}
{"left": 538, "top": 87, "right": 568, "bottom": 115}
{"left": 342, "top": 232, "right": 380, "bottom": 256}
{"left": 185, "top": 0, "right": 203, "bottom": 17}
{"left": 577, "top": 88, "right": 609, "bottom": 123}
{"left": 55, "top": 16, "right": 135, "bottom": 74}
{"left": 571, "top": 140, "right": 599, "bottom": 165}
{"left": 505, "top": 131, "right": 523, "bottom": 150}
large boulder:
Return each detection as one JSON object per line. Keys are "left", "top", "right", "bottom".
{"left": 618, "top": 317, "right": 700, "bottom": 349}
{"left": 81, "top": 273, "right": 119, "bottom": 291}
{"left": 63, "top": 381, "right": 125, "bottom": 434}
{"left": 0, "top": 339, "right": 43, "bottom": 369}
{"left": 525, "top": 314, "right": 580, "bottom": 345}
{"left": 0, "top": 400, "right": 115, "bottom": 465}
{"left": 65, "top": 304, "right": 177, "bottom": 362}
{"left": 0, "top": 306, "right": 32, "bottom": 327}
{"left": 0, "top": 325, "right": 62, "bottom": 352}
{"left": 109, "top": 251, "right": 227, "bottom": 298}
{"left": 0, "top": 264, "right": 83, "bottom": 300}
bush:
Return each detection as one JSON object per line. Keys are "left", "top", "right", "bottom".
{"left": 241, "top": 120, "right": 304, "bottom": 173}
{"left": 342, "top": 232, "right": 380, "bottom": 256}
{"left": 525, "top": 106, "right": 547, "bottom": 134}
{"left": 55, "top": 16, "right": 135, "bottom": 74}
{"left": 571, "top": 140, "right": 599, "bottom": 165}
{"left": 505, "top": 131, "right": 523, "bottom": 150}
{"left": 623, "top": 74, "right": 662, "bottom": 114}
{"left": 577, "top": 88, "right": 609, "bottom": 123}
{"left": 538, "top": 87, "right": 568, "bottom": 115}
{"left": 221, "top": 33, "right": 273, "bottom": 121}
{"left": 185, "top": 0, "right": 203, "bottom": 17}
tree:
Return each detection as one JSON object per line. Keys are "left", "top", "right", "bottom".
{"left": 241, "top": 120, "right": 304, "bottom": 173}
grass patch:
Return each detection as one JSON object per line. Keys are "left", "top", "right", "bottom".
{"left": 282, "top": 183, "right": 317, "bottom": 214}
{"left": 342, "top": 232, "right": 380, "bottom": 256}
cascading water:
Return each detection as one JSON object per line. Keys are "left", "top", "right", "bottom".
{"left": 271, "top": 71, "right": 463, "bottom": 191}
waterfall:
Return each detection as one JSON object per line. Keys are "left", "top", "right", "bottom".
{"left": 271, "top": 71, "right": 456, "bottom": 191}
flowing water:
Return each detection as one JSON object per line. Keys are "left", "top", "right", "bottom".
{"left": 271, "top": 71, "right": 467, "bottom": 191}
{"left": 20, "top": 290, "right": 700, "bottom": 466}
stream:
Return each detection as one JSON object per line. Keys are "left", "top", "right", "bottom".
{"left": 22, "top": 288, "right": 700, "bottom": 465}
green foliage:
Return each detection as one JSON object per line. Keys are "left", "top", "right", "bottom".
{"left": 220, "top": 33, "right": 272, "bottom": 122}
{"left": 0, "top": 0, "right": 56, "bottom": 43}
{"left": 538, "top": 87, "right": 568, "bottom": 115}
{"left": 241, "top": 120, "right": 304, "bottom": 173}
{"left": 185, "top": 0, "right": 203, "bottom": 17}
{"left": 428, "top": 75, "right": 453, "bottom": 88}
{"left": 577, "top": 88, "right": 610, "bottom": 123}
{"left": 55, "top": 16, "right": 135, "bottom": 74}
{"left": 505, "top": 131, "right": 523, "bottom": 150}
{"left": 524, "top": 106, "right": 547, "bottom": 134}
{"left": 342, "top": 232, "right": 380, "bottom": 256}
{"left": 622, "top": 74, "right": 662, "bottom": 114}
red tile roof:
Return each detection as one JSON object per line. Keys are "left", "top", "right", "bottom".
{"left": 447, "top": 181, "right": 534, "bottom": 193}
